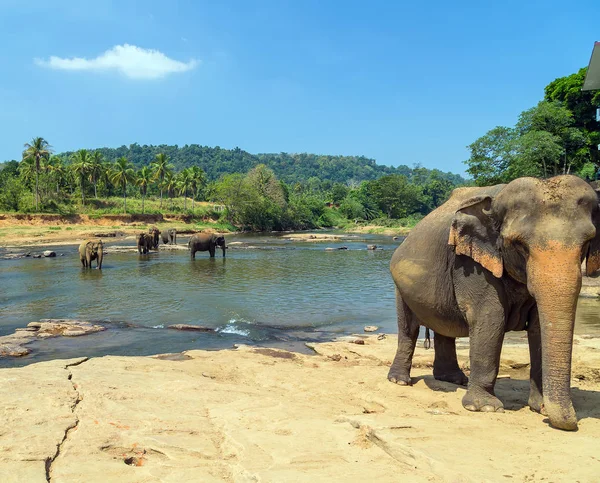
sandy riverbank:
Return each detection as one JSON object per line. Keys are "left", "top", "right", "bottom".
{"left": 0, "top": 214, "right": 230, "bottom": 247}
{"left": 0, "top": 214, "right": 409, "bottom": 247}
{"left": 1, "top": 334, "right": 599, "bottom": 482}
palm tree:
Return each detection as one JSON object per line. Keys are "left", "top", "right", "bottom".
{"left": 19, "top": 157, "right": 36, "bottom": 183}
{"left": 22, "top": 137, "right": 51, "bottom": 211}
{"left": 89, "top": 151, "right": 104, "bottom": 198}
{"left": 100, "top": 160, "right": 113, "bottom": 196}
{"left": 136, "top": 166, "right": 153, "bottom": 214}
{"left": 163, "top": 171, "right": 178, "bottom": 211}
{"left": 46, "top": 156, "right": 66, "bottom": 195}
{"left": 177, "top": 169, "right": 194, "bottom": 211}
{"left": 151, "top": 153, "right": 172, "bottom": 209}
{"left": 71, "top": 149, "right": 92, "bottom": 206}
{"left": 189, "top": 166, "right": 207, "bottom": 213}
{"left": 109, "top": 157, "right": 135, "bottom": 213}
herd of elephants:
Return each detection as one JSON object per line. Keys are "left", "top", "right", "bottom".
{"left": 76, "top": 175, "right": 600, "bottom": 431}
{"left": 77, "top": 229, "right": 227, "bottom": 269}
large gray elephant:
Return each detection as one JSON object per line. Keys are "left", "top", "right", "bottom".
{"left": 136, "top": 233, "right": 153, "bottom": 254}
{"left": 79, "top": 239, "right": 104, "bottom": 269}
{"left": 188, "top": 233, "right": 226, "bottom": 259}
{"left": 162, "top": 228, "right": 177, "bottom": 245}
{"left": 388, "top": 175, "right": 600, "bottom": 431}
{"left": 148, "top": 226, "right": 160, "bottom": 250}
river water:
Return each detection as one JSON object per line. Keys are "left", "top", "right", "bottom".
{"left": 1, "top": 232, "right": 599, "bottom": 367}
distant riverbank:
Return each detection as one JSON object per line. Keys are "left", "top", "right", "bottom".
{"left": 0, "top": 213, "right": 410, "bottom": 247}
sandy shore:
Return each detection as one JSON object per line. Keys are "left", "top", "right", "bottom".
{"left": 0, "top": 214, "right": 407, "bottom": 247}
{"left": 0, "top": 215, "right": 228, "bottom": 248}
{"left": 1, "top": 334, "right": 599, "bottom": 482}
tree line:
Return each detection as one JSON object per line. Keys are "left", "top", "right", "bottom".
{"left": 465, "top": 68, "right": 600, "bottom": 185}
{"left": 1, "top": 138, "right": 207, "bottom": 214}
{"left": 0, "top": 138, "right": 465, "bottom": 231}
{"left": 63, "top": 143, "right": 464, "bottom": 186}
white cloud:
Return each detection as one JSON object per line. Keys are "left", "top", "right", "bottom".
{"left": 35, "top": 44, "right": 198, "bottom": 80}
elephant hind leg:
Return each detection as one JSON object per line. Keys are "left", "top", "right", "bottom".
{"left": 433, "top": 333, "right": 468, "bottom": 385}
{"left": 388, "top": 289, "right": 419, "bottom": 386}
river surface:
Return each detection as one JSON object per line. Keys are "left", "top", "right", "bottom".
{"left": 1, "top": 232, "right": 600, "bottom": 367}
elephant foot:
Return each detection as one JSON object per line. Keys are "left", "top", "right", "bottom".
{"left": 433, "top": 370, "right": 468, "bottom": 386}
{"left": 528, "top": 392, "right": 546, "bottom": 415}
{"left": 388, "top": 366, "right": 412, "bottom": 386}
{"left": 462, "top": 388, "right": 504, "bottom": 413}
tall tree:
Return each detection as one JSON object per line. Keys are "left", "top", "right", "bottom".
{"left": 368, "top": 174, "right": 424, "bottom": 218}
{"left": 109, "top": 157, "right": 135, "bottom": 213}
{"left": 89, "top": 151, "right": 104, "bottom": 198}
{"left": 163, "top": 171, "right": 178, "bottom": 211}
{"left": 22, "top": 137, "right": 51, "bottom": 211}
{"left": 177, "top": 169, "right": 193, "bottom": 211}
{"left": 45, "top": 156, "right": 66, "bottom": 195}
{"left": 189, "top": 165, "right": 206, "bottom": 212}
{"left": 136, "top": 166, "right": 153, "bottom": 214}
{"left": 71, "top": 149, "right": 92, "bottom": 206}
{"left": 464, "top": 127, "right": 516, "bottom": 186}
{"left": 151, "top": 153, "right": 172, "bottom": 208}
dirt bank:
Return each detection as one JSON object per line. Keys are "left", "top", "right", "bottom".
{"left": 1, "top": 335, "right": 599, "bottom": 482}
{"left": 0, "top": 213, "right": 230, "bottom": 247}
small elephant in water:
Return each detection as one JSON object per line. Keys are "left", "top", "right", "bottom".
{"left": 79, "top": 239, "right": 103, "bottom": 269}
{"left": 388, "top": 175, "right": 600, "bottom": 431}
{"left": 188, "top": 233, "right": 226, "bottom": 259}
{"left": 137, "top": 233, "right": 153, "bottom": 254}
{"left": 162, "top": 228, "right": 177, "bottom": 245}
{"left": 148, "top": 226, "right": 160, "bottom": 250}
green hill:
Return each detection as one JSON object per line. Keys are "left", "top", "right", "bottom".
{"left": 60, "top": 143, "right": 465, "bottom": 185}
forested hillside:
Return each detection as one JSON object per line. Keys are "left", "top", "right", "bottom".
{"left": 59, "top": 144, "right": 464, "bottom": 186}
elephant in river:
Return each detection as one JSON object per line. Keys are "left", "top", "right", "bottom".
{"left": 188, "top": 233, "right": 226, "bottom": 259}
{"left": 148, "top": 226, "right": 160, "bottom": 250}
{"left": 162, "top": 228, "right": 177, "bottom": 245}
{"left": 79, "top": 239, "right": 103, "bottom": 269}
{"left": 137, "top": 233, "right": 153, "bottom": 254}
{"left": 388, "top": 175, "right": 600, "bottom": 431}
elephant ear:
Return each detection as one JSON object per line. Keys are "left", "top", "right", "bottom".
{"left": 448, "top": 195, "right": 503, "bottom": 278}
{"left": 586, "top": 190, "right": 600, "bottom": 276}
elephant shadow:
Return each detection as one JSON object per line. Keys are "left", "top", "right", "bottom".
{"left": 417, "top": 375, "right": 465, "bottom": 393}
{"left": 420, "top": 374, "right": 600, "bottom": 422}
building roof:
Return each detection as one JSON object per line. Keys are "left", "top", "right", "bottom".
{"left": 583, "top": 41, "right": 600, "bottom": 91}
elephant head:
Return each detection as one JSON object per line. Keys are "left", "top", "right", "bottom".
{"left": 448, "top": 175, "right": 600, "bottom": 430}
{"left": 87, "top": 239, "right": 103, "bottom": 268}
{"left": 214, "top": 235, "right": 226, "bottom": 256}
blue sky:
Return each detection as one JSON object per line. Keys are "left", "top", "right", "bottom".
{"left": 1, "top": 0, "right": 599, "bottom": 175}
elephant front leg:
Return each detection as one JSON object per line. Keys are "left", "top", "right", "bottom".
{"left": 462, "top": 303, "right": 506, "bottom": 413}
{"left": 527, "top": 308, "right": 544, "bottom": 414}
{"left": 388, "top": 289, "right": 419, "bottom": 386}
{"left": 433, "top": 334, "right": 468, "bottom": 386}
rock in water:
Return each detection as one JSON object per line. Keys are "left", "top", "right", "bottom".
{"left": 0, "top": 319, "right": 106, "bottom": 358}
{"left": 364, "top": 325, "right": 379, "bottom": 332}
{"left": 367, "top": 245, "right": 377, "bottom": 250}
{"left": 168, "top": 324, "right": 215, "bottom": 332}
{"left": 43, "top": 250, "right": 56, "bottom": 257}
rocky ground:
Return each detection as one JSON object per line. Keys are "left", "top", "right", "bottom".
{"left": 1, "top": 334, "right": 599, "bottom": 482}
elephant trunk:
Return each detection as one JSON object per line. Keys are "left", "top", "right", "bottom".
{"left": 527, "top": 245, "right": 580, "bottom": 431}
